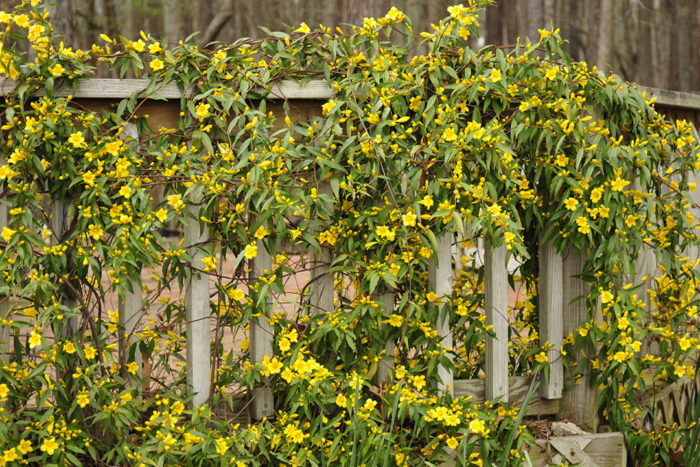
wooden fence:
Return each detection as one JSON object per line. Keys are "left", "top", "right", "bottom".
{"left": 1, "top": 78, "right": 698, "bottom": 431}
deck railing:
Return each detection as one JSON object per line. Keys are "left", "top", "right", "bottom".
{"left": 1, "top": 78, "right": 698, "bottom": 429}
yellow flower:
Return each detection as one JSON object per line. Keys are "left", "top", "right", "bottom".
{"left": 155, "top": 208, "right": 168, "bottom": 223}
{"left": 679, "top": 334, "right": 692, "bottom": 351}
{"left": 64, "top": 342, "right": 76, "bottom": 354}
{"left": 14, "top": 14, "right": 29, "bottom": 28}
{"left": 576, "top": 216, "right": 590, "bottom": 234}
{"left": 564, "top": 197, "right": 578, "bottom": 210}
{"left": 48, "top": 63, "right": 64, "bottom": 77}
{"left": 469, "top": 418, "right": 487, "bottom": 436}
{"left": 535, "top": 352, "right": 548, "bottom": 363}
{"left": 84, "top": 345, "right": 97, "bottom": 359}
{"left": 446, "top": 437, "right": 459, "bottom": 450}
{"left": 2, "top": 448, "right": 19, "bottom": 463}
{"left": 29, "top": 331, "right": 41, "bottom": 349}
{"left": 76, "top": 392, "right": 89, "bottom": 408}
{"left": 68, "top": 132, "right": 86, "bottom": 148}
{"left": 1, "top": 227, "right": 16, "bottom": 243}
{"left": 88, "top": 224, "right": 103, "bottom": 240}
{"left": 613, "top": 351, "right": 630, "bottom": 363}
{"left": 387, "top": 314, "right": 404, "bottom": 327}
{"left": 195, "top": 102, "right": 210, "bottom": 122}
{"left": 284, "top": 423, "right": 305, "bottom": 443}
{"left": 244, "top": 242, "right": 258, "bottom": 260}
{"left": 0, "top": 384, "right": 8, "bottom": 398}
{"left": 215, "top": 438, "right": 229, "bottom": 455}
{"left": 442, "top": 127, "right": 458, "bottom": 142}
{"left": 201, "top": 255, "right": 217, "bottom": 271}
{"left": 17, "top": 440, "right": 32, "bottom": 455}
{"left": 600, "top": 289, "right": 614, "bottom": 304}
{"left": 419, "top": 195, "right": 434, "bottom": 210}
{"left": 148, "top": 42, "right": 162, "bottom": 54}
{"left": 167, "top": 194, "right": 184, "bottom": 211}
{"left": 40, "top": 437, "right": 59, "bottom": 455}
{"left": 228, "top": 288, "right": 245, "bottom": 302}
{"left": 254, "top": 225, "right": 270, "bottom": 239}
{"left": 611, "top": 176, "right": 630, "bottom": 192}
{"left": 82, "top": 170, "right": 97, "bottom": 187}
{"left": 321, "top": 99, "right": 336, "bottom": 116}
{"left": 149, "top": 58, "right": 164, "bottom": 71}
{"left": 545, "top": 67, "right": 558, "bottom": 80}
{"left": 402, "top": 211, "right": 417, "bottom": 227}
{"left": 336, "top": 393, "right": 347, "bottom": 408}
{"left": 490, "top": 69, "right": 502, "bottom": 82}
{"left": 279, "top": 337, "right": 291, "bottom": 352}
{"left": 590, "top": 186, "right": 604, "bottom": 203}
{"left": 293, "top": 22, "right": 310, "bottom": 34}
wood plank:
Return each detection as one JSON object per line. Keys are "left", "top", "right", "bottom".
{"left": 118, "top": 123, "right": 143, "bottom": 379}
{"left": 375, "top": 292, "right": 395, "bottom": 386}
{"left": 0, "top": 78, "right": 333, "bottom": 100}
{"left": 429, "top": 233, "right": 454, "bottom": 396}
{"left": 0, "top": 198, "right": 8, "bottom": 365}
{"left": 559, "top": 246, "right": 599, "bottom": 431}
{"left": 484, "top": 240, "right": 508, "bottom": 401}
{"left": 454, "top": 376, "right": 559, "bottom": 416}
{"left": 309, "top": 182, "right": 334, "bottom": 316}
{"left": 250, "top": 237, "right": 274, "bottom": 420}
{"left": 642, "top": 86, "right": 700, "bottom": 110}
{"left": 538, "top": 236, "right": 563, "bottom": 399}
{"left": 51, "top": 199, "right": 78, "bottom": 336}
{"left": 529, "top": 433, "right": 627, "bottom": 467}
{"left": 184, "top": 202, "right": 211, "bottom": 407}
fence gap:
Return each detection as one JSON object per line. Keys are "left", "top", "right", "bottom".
{"left": 538, "top": 234, "right": 563, "bottom": 399}
{"left": 185, "top": 193, "right": 211, "bottom": 407}
{"left": 484, "top": 239, "right": 508, "bottom": 401}
{"left": 428, "top": 233, "right": 454, "bottom": 396}
{"left": 250, "top": 236, "right": 274, "bottom": 419}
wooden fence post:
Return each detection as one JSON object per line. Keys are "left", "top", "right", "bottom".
{"left": 484, "top": 239, "right": 508, "bottom": 402}
{"left": 560, "top": 246, "right": 599, "bottom": 431}
{"left": 538, "top": 235, "right": 563, "bottom": 399}
{"left": 310, "top": 182, "right": 334, "bottom": 317}
{"left": 185, "top": 196, "right": 211, "bottom": 407}
{"left": 429, "top": 233, "right": 454, "bottom": 396}
{"left": 118, "top": 123, "right": 144, "bottom": 379}
{"left": 250, "top": 237, "right": 274, "bottom": 419}
{"left": 0, "top": 200, "right": 8, "bottom": 365}
{"left": 51, "top": 198, "right": 79, "bottom": 336}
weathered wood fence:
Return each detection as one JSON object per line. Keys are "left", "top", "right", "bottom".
{"left": 1, "top": 79, "right": 698, "bottom": 431}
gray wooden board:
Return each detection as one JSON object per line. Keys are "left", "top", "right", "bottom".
{"left": 454, "top": 376, "right": 559, "bottom": 416}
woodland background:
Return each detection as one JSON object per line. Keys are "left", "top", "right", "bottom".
{"left": 5, "top": 0, "right": 699, "bottom": 92}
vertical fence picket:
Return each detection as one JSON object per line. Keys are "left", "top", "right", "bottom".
{"left": 429, "top": 233, "right": 454, "bottom": 396}
{"left": 560, "top": 246, "right": 599, "bottom": 431}
{"left": 310, "top": 182, "right": 333, "bottom": 316}
{"left": 118, "top": 123, "right": 144, "bottom": 379}
{"left": 0, "top": 200, "right": 8, "bottom": 365}
{"left": 484, "top": 239, "right": 508, "bottom": 401}
{"left": 51, "top": 199, "right": 78, "bottom": 336}
{"left": 538, "top": 235, "right": 563, "bottom": 399}
{"left": 375, "top": 292, "right": 395, "bottom": 386}
{"left": 185, "top": 198, "right": 211, "bottom": 407}
{"left": 250, "top": 237, "right": 274, "bottom": 419}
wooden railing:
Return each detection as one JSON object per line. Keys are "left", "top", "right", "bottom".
{"left": 1, "top": 78, "right": 698, "bottom": 429}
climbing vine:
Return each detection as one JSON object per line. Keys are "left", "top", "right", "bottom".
{"left": 0, "top": 0, "right": 697, "bottom": 465}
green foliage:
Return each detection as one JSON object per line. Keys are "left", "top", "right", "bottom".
{"left": 0, "top": 0, "right": 697, "bottom": 465}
